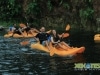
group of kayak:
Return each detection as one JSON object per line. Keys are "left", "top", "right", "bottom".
{"left": 19, "top": 24, "right": 85, "bottom": 57}
{"left": 4, "top": 23, "right": 85, "bottom": 57}
{"left": 4, "top": 23, "right": 69, "bottom": 38}
{"left": 21, "top": 26, "right": 72, "bottom": 51}
{"left": 4, "top": 23, "right": 40, "bottom": 38}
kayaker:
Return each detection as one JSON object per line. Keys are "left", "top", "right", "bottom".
{"left": 20, "top": 23, "right": 31, "bottom": 35}
{"left": 11, "top": 24, "right": 25, "bottom": 37}
{"left": 28, "top": 24, "right": 39, "bottom": 35}
{"left": 9, "top": 25, "right": 15, "bottom": 32}
{"left": 20, "top": 23, "right": 39, "bottom": 36}
{"left": 51, "top": 29, "right": 72, "bottom": 50}
{"left": 35, "top": 27, "right": 50, "bottom": 51}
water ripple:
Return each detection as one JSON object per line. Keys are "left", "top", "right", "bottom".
{"left": 0, "top": 35, "right": 99, "bottom": 74}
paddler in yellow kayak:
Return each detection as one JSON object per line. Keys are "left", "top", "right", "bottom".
{"left": 20, "top": 28, "right": 70, "bottom": 51}
{"left": 19, "top": 23, "right": 39, "bottom": 36}
{"left": 11, "top": 24, "right": 25, "bottom": 37}
{"left": 34, "top": 27, "right": 51, "bottom": 51}
{"left": 51, "top": 29, "right": 72, "bottom": 50}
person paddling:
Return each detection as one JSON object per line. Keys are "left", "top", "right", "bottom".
{"left": 11, "top": 24, "right": 25, "bottom": 37}
{"left": 20, "top": 23, "right": 39, "bottom": 36}
{"left": 51, "top": 30, "right": 72, "bottom": 50}
{"left": 35, "top": 27, "right": 50, "bottom": 51}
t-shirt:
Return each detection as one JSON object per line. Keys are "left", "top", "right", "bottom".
{"left": 36, "top": 32, "right": 50, "bottom": 44}
{"left": 23, "top": 26, "right": 30, "bottom": 32}
{"left": 51, "top": 34, "right": 60, "bottom": 42}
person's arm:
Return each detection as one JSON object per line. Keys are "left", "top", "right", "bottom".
{"left": 34, "top": 33, "right": 40, "bottom": 42}
{"left": 21, "top": 26, "right": 27, "bottom": 30}
{"left": 34, "top": 28, "right": 39, "bottom": 33}
{"left": 33, "top": 37, "right": 39, "bottom": 42}
{"left": 18, "top": 28, "right": 25, "bottom": 37}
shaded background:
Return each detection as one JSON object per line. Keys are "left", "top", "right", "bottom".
{"left": 0, "top": 0, "right": 100, "bottom": 32}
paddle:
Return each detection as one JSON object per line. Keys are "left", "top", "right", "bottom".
{"left": 20, "top": 41, "right": 30, "bottom": 46}
{"left": 50, "top": 48, "right": 55, "bottom": 56}
{"left": 20, "top": 39, "right": 55, "bottom": 56}
{"left": 58, "top": 24, "right": 70, "bottom": 38}
{"left": 20, "top": 38, "right": 38, "bottom": 46}
{"left": 49, "top": 42, "right": 55, "bottom": 56}
{"left": 61, "top": 33, "right": 69, "bottom": 38}
{"left": 65, "top": 24, "right": 70, "bottom": 31}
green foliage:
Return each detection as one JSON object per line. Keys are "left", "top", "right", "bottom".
{"left": 0, "top": 0, "right": 96, "bottom": 32}
{"left": 63, "top": 3, "right": 70, "bottom": 9}
{"left": 79, "top": 7, "right": 94, "bottom": 19}
{"left": 26, "top": 1, "right": 39, "bottom": 16}
{"left": 47, "top": 0, "right": 52, "bottom": 11}
{"left": 0, "top": 0, "right": 22, "bottom": 21}
{"left": 89, "top": 0, "right": 92, "bottom": 2}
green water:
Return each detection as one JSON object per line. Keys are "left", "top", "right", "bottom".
{"left": 0, "top": 31, "right": 100, "bottom": 75}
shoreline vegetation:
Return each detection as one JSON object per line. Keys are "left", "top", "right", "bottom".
{"left": 0, "top": 0, "right": 100, "bottom": 33}
{"left": 0, "top": 21, "right": 99, "bottom": 33}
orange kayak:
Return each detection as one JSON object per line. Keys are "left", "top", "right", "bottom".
{"left": 4, "top": 32, "right": 38, "bottom": 38}
{"left": 4, "top": 30, "right": 69, "bottom": 38}
{"left": 94, "top": 34, "right": 100, "bottom": 43}
{"left": 30, "top": 42, "right": 85, "bottom": 57}
{"left": 4, "top": 30, "right": 51, "bottom": 38}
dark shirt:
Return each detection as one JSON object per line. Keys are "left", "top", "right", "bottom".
{"left": 24, "top": 26, "right": 31, "bottom": 32}
{"left": 14, "top": 26, "right": 19, "bottom": 30}
{"left": 36, "top": 32, "right": 50, "bottom": 44}
{"left": 52, "top": 34, "right": 60, "bottom": 42}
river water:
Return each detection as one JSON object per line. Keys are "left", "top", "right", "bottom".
{"left": 0, "top": 31, "right": 100, "bottom": 75}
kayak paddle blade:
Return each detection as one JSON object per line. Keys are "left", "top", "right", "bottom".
{"left": 66, "top": 24, "right": 70, "bottom": 31}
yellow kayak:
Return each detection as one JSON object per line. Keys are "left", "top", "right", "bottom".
{"left": 4, "top": 30, "right": 51, "bottom": 38}
{"left": 4, "top": 32, "right": 38, "bottom": 38}
{"left": 30, "top": 42, "right": 85, "bottom": 57}
{"left": 4, "top": 30, "right": 69, "bottom": 38}
{"left": 94, "top": 34, "right": 100, "bottom": 43}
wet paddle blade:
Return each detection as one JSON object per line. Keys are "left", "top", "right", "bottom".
{"left": 50, "top": 49, "right": 55, "bottom": 56}
{"left": 20, "top": 41, "right": 29, "bottom": 46}
{"left": 66, "top": 24, "right": 70, "bottom": 31}
{"left": 62, "top": 33, "right": 69, "bottom": 38}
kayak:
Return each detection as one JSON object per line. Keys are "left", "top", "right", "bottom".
{"left": 4, "top": 31, "right": 38, "bottom": 38}
{"left": 4, "top": 30, "right": 69, "bottom": 38}
{"left": 30, "top": 42, "right": 85, "bottom": 57}
{"left": 4, "top": 24, "right": 71, "bottom": 38}
{"left": 4, "top": 30, "right": 51, "bottom": 38}
{"left": 94, "top": 34, "right": 100, "bottom": 43}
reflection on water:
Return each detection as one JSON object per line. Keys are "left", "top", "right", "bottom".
{"left": 0, "top": 32, "right": 100, "bottom": 75}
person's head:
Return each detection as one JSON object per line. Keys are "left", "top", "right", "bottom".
{"left": 40, "top": 27, "right": 45, "bottom": 32}
{"left": 52, "top": 30, "right": 57, "bottom": 35}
